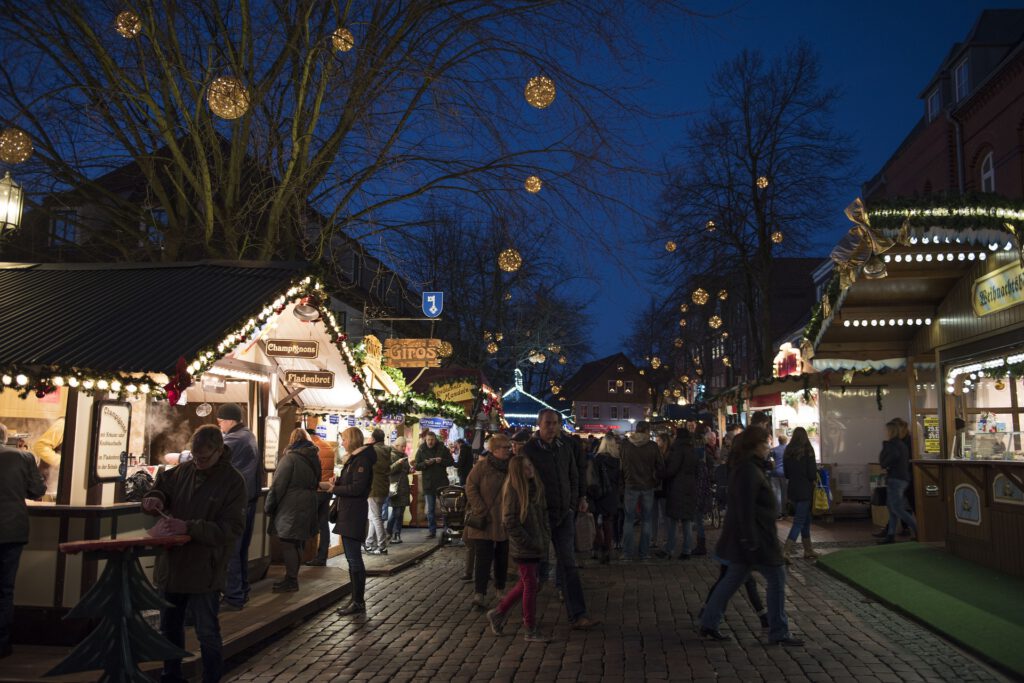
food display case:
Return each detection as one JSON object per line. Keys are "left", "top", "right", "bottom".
{"left": 958, "top": 430, "right": 1024, "bottom": 461}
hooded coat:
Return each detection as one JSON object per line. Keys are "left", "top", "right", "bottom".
{"left": 464, "top": 454, "right": 509, "bottom": 542}
{"left": 265, "top": 440, "right": 321, "bottom": 541}
{"left": 503, "top": 479, "right": 551, "bottom": 561}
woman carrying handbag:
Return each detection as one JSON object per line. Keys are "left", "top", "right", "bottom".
{"left": 465, "top": 434, "right": 512, "bottom": 610}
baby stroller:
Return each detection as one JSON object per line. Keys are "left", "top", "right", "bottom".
{"left": 437, "top": 485, "right": 467, "bottom": 546}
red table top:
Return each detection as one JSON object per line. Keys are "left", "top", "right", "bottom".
{"left": 59, "top": 535, "right": 191, "bottom": 554}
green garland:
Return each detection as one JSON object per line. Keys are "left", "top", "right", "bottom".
{"left": 802, "top": 273, "right": 841, "bottom": 349}
{"left": 866, "top": 193, "right": 1024, "bottom": 234}
{"left": 379, "top": 391, "right": 470, "bottom": 427}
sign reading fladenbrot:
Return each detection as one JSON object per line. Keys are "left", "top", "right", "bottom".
{"left": 264, "top": 339, "right": 319, "bottom": 358}
{"left": 383, "top": 338, "right": 442, "bottom": 368}
{"left": 972, "top": 261, "right": 1024, "bottom": 317}
{"left": 285, "top": 370, "right": 335, "bottom": 388}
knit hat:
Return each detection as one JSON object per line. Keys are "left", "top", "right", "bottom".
{"left": 512, "top": 429, "right": 532, "bottom": 443}
{"left": 216, "top": 403, "right": 244, "bottom": 422}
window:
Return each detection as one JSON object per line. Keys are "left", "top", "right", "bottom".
{"left": 50, "top": 210, "right": 78, "bottom": 246}
{"left": 623, "top": 407, "right": 630, "bottom": 420}
{"left": 610, "top": 406, "right": 618, "bottom": 419}
{"left": 624, "top": 381, "right": 634, "bottom": 394}
{"left": 607, "top": 380, "right": 617, "bottom": 394}
{"left": 580, "top": 405, "right": 587, "bottom": 419}
{"left": 953, "top": 58, "right": 969, "bottom": 103}
{"left": 926, "top": 87, "right": 941, "bottom": 122}
{"left": 980, "top": 151, "right": 995, "bottom": 192}
{"left": 592, "top": 406, "right": 600, "bottom": 419}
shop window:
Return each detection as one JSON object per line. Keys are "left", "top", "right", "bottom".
{"left": 607, "top": 380, "right": 617, "bottom": 394}
{"left": 953, "top": 58, "right": 969, "bottom": 103}
{"left": 610, "top": 406, "right": 618, "bottom": 419}
{"left": 624, "top": 381, "right": 634, "bottom": 394}
{"left": 926, "top": 87, "right": 941, "bottom": 122}
{"left": 980, "top": 151, "right": 995, "bottom": 193}
{"left": 592, "top": 406, "right": 600, "bottom": 419}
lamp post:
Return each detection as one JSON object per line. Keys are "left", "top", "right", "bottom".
{"left": 0, "top": 171, "right": 24, "bottom": 236}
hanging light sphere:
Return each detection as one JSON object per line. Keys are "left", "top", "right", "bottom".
{"left": 495, "top": 332, "right": 504, "bottom": 342}
{"left": 673, "top": 389, "right": 682, "bottom": 398}
{"left": 708, "top": 315, "right": 723, "bottom": 329}
{"left": 483, "top": 330, "right": 493, "bottom": 341}
{"left": 524, "top": 76, "right": 556, "bottom": 109}
{"left": 722, "top": 355, "right": 732, "bottom": 367}
{"left": 486, "top": 342, "right": 499, "bottom": 354}
{"left": 679, "top": 303, "right": 689, "bottom": 313}
{"left": 771, "top": 231, "right": 784, "bottom": 244}
{"left": 503, "top": 292, "right": 512, "bottom": 301}
{"left": 721, "top": 331, "right": 730, "bottom": 339}
{"left": 616, "top": 379, "right": 624, "bottom": 387}
{"left": 0, "top": 127, "right": 33, "bottom": 165}
{"left": 678, "top": 318, "right": 687, "bottom": 328}
{"left": 498, "top": 248, "right": 523, "bottom": 272}
{"left": 115, "top": 10, "right": 142, "bottom": 38}
{"left": 438, "top": 341, "right": 453, "bottom": 358}
{"left": 332, "top": 27, "right": 355, "bottom": 52}
{"left": 680, "top": 375, "right": 690, "bottom": 384}
{"left": 665, "top": 240, "right": 677, "bottom": 252}
{"left": 718, "top": 289, "right": 728, "bottom": 301}
{"left": 524, "top": 175, "right": 543, "bottom": 193}
{"left": 529, "top": 351, "right": 547, "bottom": 364}
{"left": 706, "top": 220, "right": 717, "bottom": 232}
{"left": 552, "top": 385, "right": 561, "bottom": 394}
{"left": 692, "top": 288, "right": 709, "bottom": 305}
{"left": 558, "top": 355, "right": 567, "bottom": 365}
{"left": 757, "top": 176, "right": 769, "bottom": 189}
{"left": 548, "top": 344, "right": 561, "bottom": 353}
{"left": 651, "top": 357, "right": 661, "bottom": 370}
{"left": 674, "top": 338, "right": 684, "bottom": 348}
{"left": 663, "top": 389, "right": 671, "bottom": 397}
{"left": 207, "top": 77, "right": 250, "bottom": 120}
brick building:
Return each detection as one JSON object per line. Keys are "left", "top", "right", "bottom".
{"left": 557, "top": 353, "right": 651, "bottom": 434}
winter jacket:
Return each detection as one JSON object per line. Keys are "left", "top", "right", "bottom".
{"left": 568, "top": 435, "right": 588, "bottom": 501}
{"left": 331, "top": 445, "right": 375, "bottom": 541}
{"left": 223, "top": 423, "right": 260, "bottom": 501}
{"left": 715, "top": 455, "right": 783, "bottom": 567}
{"left": 880, "top": 437, "right": 911, "bottom": 482}
{"left": 588, "top": 453, "right": 621, "bottom": 517}
{"left": 456, "top": 443, "right": 475, "bottom": 483}
{"left": 524, "top": 435, "right": 579, "bottom": 523}
{"left": 143, "top": 454, "right": 247, "bottom": 593}
{"left": 464, "top": 454, "right": 509, "bottom": 542}
{"left": 663, "top": 436, "right": 700, "bottom": 521}
{"left": 503, "top": 479, "right": 551, "bottom": 561}
{"left": 389, "top": 448, "right": 412, "bottom": 508}
{"left": 0, "top": 445, "right": 46, "bottom": 544}
{"left": 620, "top": 432, "right": 662, "bottom": 491}
{"left": 370, "top": 442, "right": 391, "bottom": 499}
{"left": 265, "top": 440, "right": 320, "bottom": 541}
{"left": 415, "top": 442, "right": 454, "bottom": 495}
{"left": 783, "top": 443, "right": 818, "bottom": 503}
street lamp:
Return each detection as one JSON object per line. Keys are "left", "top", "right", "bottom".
{"left": 0, "top": 172, "right": 24, "bottom": 236}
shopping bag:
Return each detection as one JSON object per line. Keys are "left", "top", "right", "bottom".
{"left": 575, "top": 512, "right": 596, "bottom": 552}
{"left": 813, "top": 474, "right": 830, "bottom": 515}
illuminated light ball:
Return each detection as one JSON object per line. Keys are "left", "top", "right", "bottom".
{"left": 438, "top": 341, "right": 453, "bottom": 358}
{"left": 503, "top": 292, "right": 512, "bottom": 301}
{"left": 207, "top": 77, "right": 250, "bottom": 120}
{"left": 692, "top": 288, "right": 709, "bottom": 305}
{"left": 97, "top": 379, "right": 109, "bottom": 390}
{"left": 757, "top": 176, "right": 769, "bottom": 189}
{"left": 679, "top": 303, "right": 689, "bottom": 313}
{"left": 483, "top": 330, "right": 493, "bottom": 341}
{"left": 126, "top": 384, "right": 138, "bottom": 394}
{"left": 722, "top": 356, "right": 732, "bottom": 367}
{"left": 651, "top": 357, "right": 661, "bottom": 370}
{"left": 663, "top": 389, "right": 671, "bottom": 397}
{"left": 487, "top": 342, "right": 499, "bottom": 354}
{"left": 498, "top": 248, "right": 522, "bottom": 272}
{"left": 616, "top": 379, "right": 624, "bottom": 387}
{"left": 680, "top": 375, "right": 690, "bottom": 383}
{"left": 705, "top": 220, "right": 716, "bottom": 232}
{"left": 110, "top": 380, "right": 122, "bottom": 393}
{"left": 0, "top": 127, "right": 33, "bottom": 164}
{"left": 639, "top": 369, "right": 646, "bottom": 375}
{"left": 139, "top": 383, "right": 150, "bottom": 393}
{"left": 548, "top": 344, "right": 561, "bottom": 353}
{"left": 83, "top": 379, "right": 94, "bottom": 389}
{"left": 718, "top": 289, "right": 728, "bottom": 301}
{"left": 721, "top": 331, "right": 730, "bottom": 339}
{"left": 524, "top": 175, "right": 542, "bottom": 193}
{"left": 771, "top": 231, "right": 784, "bottom": 244}
{"left": 674, "top": 338, "right": 684, "bottom": 348}
{"left": 332, "top": 27, "right": 355, "bottom": 52}
{"left": 678, "top": 318, "right": 687, "bottom": 328}
{"left": 665, "top": 240, "right": 677, "bottom": 252}
{"left": 15, "top": 374, "right": 28, "bottom": 386}
{"left": 524, "top": 76, "right": 556, "bottom": 109}
{"left": 68, "top": 377, "right": 80, "bottom": 388}
{"left": 708, "top": 315, "right": 723, "bottom": 330}
{"left": 115, "top": 10, "right": 142, "bottom": 38}
{"left": 1, "top": 374, "right": 11, "bottom": 385}
{"left": 558, "top": 355, "right": 567, "bottom": 365}
{"left": 495, "top": 332, "right": 504, "bottom": 342}
{"left": 52, "top": 376, "right": 65, "bottom": 387}
{"left": 552, "top": 385, "right": 561, "bottom": 394}
{"left": 673, "top": 389, "right": 682, "bottom": 398}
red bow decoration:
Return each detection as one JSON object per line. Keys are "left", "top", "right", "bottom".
{"left": 164, "top": 357, "right": 193, "bottom": 404}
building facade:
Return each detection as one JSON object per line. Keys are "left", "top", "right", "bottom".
{"left": 558, "top": 353, "right": 652, "bottom": 433}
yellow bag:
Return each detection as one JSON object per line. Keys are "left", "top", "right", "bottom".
{"left": 813, "top": 474, "right": 830, "bottom": 515}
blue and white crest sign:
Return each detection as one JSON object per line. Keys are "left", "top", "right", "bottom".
{"left": 422, "top": 292, "right": 443, "bottom": 318}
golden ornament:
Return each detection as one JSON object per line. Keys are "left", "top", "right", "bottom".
{"left": 679, "top": 303, "right": 689, "bottom": 313}
{"left": 674, "top": 338, "right": 684, "bottom": 348}
{"left": 722, "top": 355, "right": 731, "bottom": 366}
{"left": 771, "top": 231, "right": 784, "bottom": 244}
{"left": 498, "top": 248, "right": 522, "bottom": 272}
{"left": 552, "top": 385, "right": 561, "bottom": 394}
{"left": 115, "top": 10, "right": 142, "bottom": 38}
{"left": 0, "top": 127, "right": 33, "bottom": 164}
{"left": 706, "top": 220, "right": 716, "bottom": 232}
{"left": 756, "top": 176, "right": 769, "bottom": 189}
{"left": 651, "top": 357, "right": 661, "bottom": 370}
{"left": 665, "top": 240, "right": 677, "bottom": 252}
{"left": 663, "top": 389, "right": 670, "bottom": 397}
{"left": 679, "top": 318, "right": 687, "bottom": 328}
{"left": 332, "top": 27, "right": 355, "bottom": 52}
{"left": 524, "top": 175, "right": 542, "bottom": 193}
{"left": 680, "top": 375, "right": 690, "bottom": 384}
{"left": 616, "top": 379, "right": 624, "bottom": 387}
{"left": 207, "top": 77, "right": 250, "bottom": 120}
{"left": 558, "top": 355, "right": 567, "bottom": 365}
{"left": 717, "top": 289, "right": 728, "bottom": 301}
{"left": 995, "top": 379, "right": 1006, "bottom": 391}
{"left": 438, "top": 341, "right": 453, "bottom": 358}
{"left": 673, "top": 389, "right": 682, "bottom": 398}
{"left": 524, "top": 76, "right": 556, "bottom": 109}
{"left": 495, "top": 332, "right": 504, "bottom": 342}
{"left": 503, "top": 292, "right": 512, "bottom": 301}
{"left": 708, "top": 315, "right": 723, "bottom": 330}
{"left": 483, "top": 331, "right": 493, "bottom": 341}
{"left": 692, "top": 288, "right": 709, "bottom": 305}
{"left": 487, "top": 342, "right": 499, "bottom": 354}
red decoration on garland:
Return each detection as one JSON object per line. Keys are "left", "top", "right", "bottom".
{"left": 336, "top": 333, "right": 348, "bottom": 343}
{"left": 164, "top": 357, "right": 193, "bottom": 405}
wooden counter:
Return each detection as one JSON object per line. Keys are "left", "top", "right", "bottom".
{"left": 914, "top": 460, "right": 1024, "bottom": 577}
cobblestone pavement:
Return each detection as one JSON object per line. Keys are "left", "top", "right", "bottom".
{"left": 225, "top": 542, "right": 1007, "bottom": 683}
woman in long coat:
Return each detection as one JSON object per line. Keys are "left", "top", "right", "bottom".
{"left": 464, "top": 433, "right": 512, "bottom": 609}
{"left": 332, "top": 427, "right": 376, "bottom": 615}
{"left": 265, "top": 428, "right": 321, "bottom": 592}
{"left": 663, "top": 428, "right": 700, "bottom": 559}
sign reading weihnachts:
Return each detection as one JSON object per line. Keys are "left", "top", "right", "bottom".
{"left": 265, "top": 339, "right": 320, "bottom": 358}
{"left": 285, "top": 370, "right": 335, "bottom": 388}
{"left": 972, "top": 261, "right": 1024, "bottom": 317}
{"left": 383, "top": 338, "right": 442, "bottom": 368}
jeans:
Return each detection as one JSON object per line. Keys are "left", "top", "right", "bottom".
{"left": 540, "top": 511, "right": 587, "bottom": 623}
{"left": 704, "top": 562, "right": 764, "bottom": 614}
{"left": 664, "top": 518, "right": 694, "bottom": 557}
{"left": 651, "top": 497, "right": 665, "bottom": 545}
{"left": 787, "top": 500, "right": 812, "bottom": 542}
{"left": 366, "top": 497, "right": 387, "bottom": 549}
{"left": 387, "top": 506, "right": 405, "bottom": 536}
{"left": 314, "top": 493, "right": 331, "bottom": 563}
{"left": 160, "top": 591, "right": 222, "bottom": 682}
{"left": 695, "top": 515, "right": 706, "bottom": 542}
{"left": 424, "top": 493, "right": 437, "bottom": 534}
{"left": 700, "top": 562, "right": 790, "bottom": 642}
{"left": 474, "top": 539, "right": 509, "bottom": 595}
{"left": 622, "top": 489, "right": 655, "bottom": 559}
{"left": 224, "top": 499, "right": 256, "bottom": 607}
{"left": 381, "top": 496, "right": 391, "bottom": 524}
{"left": 0, "top": 542, "right": 24, "bottom": 651}
{"left": 341, "top": 536, "right": 366, "bottom": 604}
{"left": 497, "top": 562, "right": 539, "bottom": 629}
{"left": 886, "top": 478, "right": 918, "bottom": 536}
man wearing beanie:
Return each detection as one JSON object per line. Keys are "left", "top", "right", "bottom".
{"left": 216, "top": 403, "right": 259, "bottom": 611}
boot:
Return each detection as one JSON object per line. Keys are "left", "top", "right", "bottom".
{"left": 782, "top": 539, "right": 795, "bottom": 564}
{"left": 801, "top": 537, "right": 819, "bottom": 560}
{"left": 350, "top": 569, "right": 367, "bottom": 607}
{"left": 692, "top": 538, "right": 707, "bottom": 556}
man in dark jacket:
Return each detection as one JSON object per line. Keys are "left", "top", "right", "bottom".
{"left": 143, "top": 425, "right": 247, "bottom": 681}
{"left": 524, "top": 409, "right": 600, "bottom": 630}
{"left": 415, "top": 431, "right": 454, "bottom": 538}
{"left": 0, "top": 423, "right": 46, "bottom": 658}
{"left": 216, "top": 403, "right": 259, "bottom": 611}
{"left": 619, "top": 421, "right": 662, "bottom": 561}
{"left": 366, "top": 428, "right": 391, "bottom": 554}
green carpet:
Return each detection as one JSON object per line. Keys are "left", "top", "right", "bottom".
{"left": 818, "top": 544, "right": 1024, "bottom": 676}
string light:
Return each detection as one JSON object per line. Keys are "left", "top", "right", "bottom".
{"left": 692, "top": 288, "right": 709, "bottom": 305}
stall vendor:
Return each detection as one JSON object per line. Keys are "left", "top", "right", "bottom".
{"left": 31, "top": 417, "right": 63, "bottom": 500}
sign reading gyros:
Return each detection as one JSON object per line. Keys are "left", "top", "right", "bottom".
{"left": 972, "top": 261, "right": 1024, "bottom": 317}
{"left": 383, "top": 338, "right": 442, "bottom": 368}
{"left": 264, "top": 339, "right": 320, "bottom": 358}
{"left": 285, "top": 370, "right": 335, "bottom": 388}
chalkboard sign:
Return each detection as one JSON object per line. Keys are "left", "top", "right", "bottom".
{"left": 89, "top": 400, "right": 132, "bottom": 485}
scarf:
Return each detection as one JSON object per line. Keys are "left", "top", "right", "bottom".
{"left": 486, "top": 452, "right": 509, "bottom": 473}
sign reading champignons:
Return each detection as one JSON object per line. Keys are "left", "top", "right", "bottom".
{"left": 90, "top": 400, "right": 132, "bottom": 483}
{"left": 264, "top": 339, "right": 320, "bottom": 358}
{"left": 972, "top": 261, "right": 1024, "bottom": 317}
{"left": 285, "top": 370, "right": 335, "bottom": 388}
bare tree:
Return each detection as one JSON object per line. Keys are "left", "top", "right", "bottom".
{"left": 652, "top": 41, "right": 854, "bottom": 379}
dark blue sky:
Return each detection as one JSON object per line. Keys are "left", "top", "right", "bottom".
{"left": 587, "top": 1, "right": 1020, "bottom": 358}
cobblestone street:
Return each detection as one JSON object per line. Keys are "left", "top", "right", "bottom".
{"left": 225, "top": 539, "right": 1007, "bottom": 683}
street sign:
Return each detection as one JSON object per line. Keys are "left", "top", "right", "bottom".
{"left": 422, "top": 291, "right": 444, "bottom": 318}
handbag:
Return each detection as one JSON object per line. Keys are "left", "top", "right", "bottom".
{"left": 575, "top": 511, "right": 596, "bottom": 552}
{"left": 813, "top": 473, "right": 830, "bottom": 515}
{"left": 328, "top": 497, "right": 339, "bottom": 525}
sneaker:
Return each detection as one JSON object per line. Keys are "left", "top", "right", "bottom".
{"left": 337, "top": 601, "right": 366, "bottom": 616}
{"left": 699, "top": 627, "right": 730, "bottom": 641}
{"left": 426, "top": 532, "right": 437, "bottom": 539}
{"left": 486, "top": 608, "right": 509, "bottom": 636}
{"left": 304, "top": 559, "right": 327, "bottom": 567}
{"left": 272, "top": 579, "right": 299, "bottom": 593}
{"left": 524, "top": 628, "right": 551, "bottom": 643}
{"left": 367, "top": 548, "right": 388, "bottom": 556}
{"left": 471, "top": 593, "right": 488, "bottom": 611}
{"left": 570, "top": 616, "right": 601, "bottom": 630}
{"left": 770, "top": 636, "right": 805, "bottom": 647}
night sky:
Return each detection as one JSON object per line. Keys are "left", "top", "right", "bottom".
{"left": 588, "top": 0, "right": 1021, "bottom": 358}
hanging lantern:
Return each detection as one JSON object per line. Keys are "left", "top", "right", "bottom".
{"left": 558, "top": 355, "right": 567, "bottom": 365}
{"left": 706, "top": 220, "right": 716, "bottom": 232}
{"left": 678, "top": 318, "right": 687, "bottom": 328}
{"left": 708, "top": 315, "right": 723, "bottom": 329}
{"left": 332, "top": 27, "right": 355, "bottom": 52}
{"left": 524, "top": 76, "right": 556, "bottom": 109}
{"left": 524, "top": 175, "right": 542, "bottom": 193}
{"left": 665, "top": 240, "right": 677, "bottom": 252}
{"left": 0, "top": 172, "right": 25, "bottom": 235}
{"left": 0, "top": 128, "right": 33, "bottom": 165}
{"left": 438, "top": 341, "right": 453, "bottom": 358}
{"left": 722, "top": 356, "right": 732, "bottom": 367}
{"left": 756, "top": 176, "right": 769, "bottom": 189}
{"left": 717, "top": 289, "right": 728, "bottom": 301}
{"left": 771, "top": 231, "right": 784, "bottom": 244}
{"left": 486, "top": 342, "right": 499, "bottom": 354}
{"left": 207, "top": 77, "right": 250, "bottom": 119}
{"left": 679, "top": 303, "right": 689, "bottom": 313}
{"left": 674, "top": 338, "right": 683, "bottom": 348}
{"left": 651, "top": 357, "right": 661, "bottom": 369}
{"left": 115, "top": 10, "right": 142, "bottom": 38}
{"left": 498, "top": 248, "right": 522, "bottom": 272}
{"left": 692, "top": 288, "right": 709, "bottom": 305}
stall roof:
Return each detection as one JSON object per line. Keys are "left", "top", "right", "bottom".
{"left": 0, "top": 261, "right": 304, "bottom": 374}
